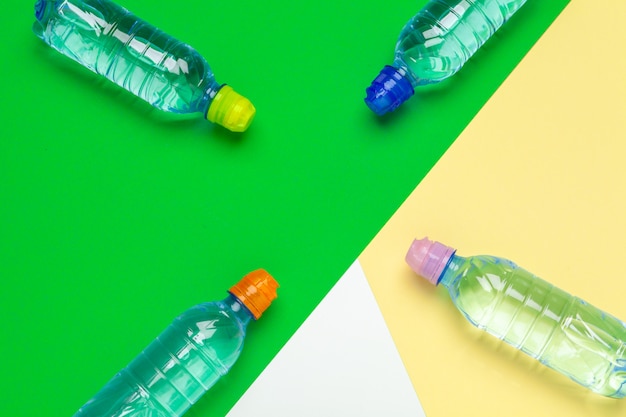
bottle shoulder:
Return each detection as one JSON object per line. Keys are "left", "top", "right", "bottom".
{"left": 174, "top": 300, "right": 248, "bottom": 337}
{"left": 169, "top": 299, "right": 249, "bottom": 367}
{"left": 445, "top": 254, "right": 518, "bottom": 286}
{"left": 444, "top": 255, "right": 527, "bottom": 323}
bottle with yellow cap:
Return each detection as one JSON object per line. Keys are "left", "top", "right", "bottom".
{"left": 72, "top": 269, "right": 278, "bottom": 417}
{"left": 33, "top": 0, "right": 255, "bottom": 132}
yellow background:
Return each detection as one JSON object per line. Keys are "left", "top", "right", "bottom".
{"left": 359, "top": 1, "right": 626, "bottom": 415}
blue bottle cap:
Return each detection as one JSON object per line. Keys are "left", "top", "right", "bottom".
{"left": 35, "top": 0, "right": 46, "bottom": 21}
{"left": 365, "top": 65, "right": 415, "bottom": 116}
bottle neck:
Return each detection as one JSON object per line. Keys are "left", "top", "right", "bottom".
{"left": 223, "top": 293, "right": 255, "bottom": 327}
{"left": 392, "top": 58, "right": 420, "bottom": 88}
{"left": 200, "top": 80, "right": 222, "bottom": 116}
{"left": 438, "top": 254, "right": 465, "bottom": 289}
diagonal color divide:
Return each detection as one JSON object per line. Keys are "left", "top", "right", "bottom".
{"left": 227, "top": 261, "right": 426, "bottom": 416}
{"left": 228, "top": 1, "right": 625, "bottom": 416}
{"left": 359, "top": 1, "right": 626, "bottom": 416}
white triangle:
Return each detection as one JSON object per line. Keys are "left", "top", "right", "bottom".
{"left": 227, "top": 260, "right": 426, "bottom": 417}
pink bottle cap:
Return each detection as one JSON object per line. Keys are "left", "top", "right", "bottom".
{"left": 405, "top": 237, "right": 456, "bottom": 285}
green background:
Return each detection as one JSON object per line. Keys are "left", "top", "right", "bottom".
{"left": 1, "top": 1, "right": 568, "bottom": 416}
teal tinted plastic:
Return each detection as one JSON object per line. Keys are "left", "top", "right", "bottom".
{"left": 33, "top": 0, "right": 220, "bottom": 115}
{"left": 440, "top": 255, "right": 626, "bottom": 398}
{"left": 73, "top": 294, "right": 252, "bottom": 417}
{"left": 397, "top": 0, "right": 528, "bottom": 85}
{"left": 365, "top": 0, "right": 527, "bottom": 115}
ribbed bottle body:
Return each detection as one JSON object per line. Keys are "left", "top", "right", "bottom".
{"left": 33, "top": 0, "right": 217, "bottom": 114}
{"left": 73, "top": 296, "right": 250, "bottom": 417}
{"left": 395, "top": 0, "right": 527, "bottom": 85}
{"left": 442, "top": 255, "right": 626, "bottom": 398}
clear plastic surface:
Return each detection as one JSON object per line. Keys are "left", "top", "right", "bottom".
{"left": 365, "top": 0, "right": 527, "bottom": 114}
{"left": 33, "top": 0, "right": 255, "bottom": 131}
{"left": 440, "top": 254, "right": 626, "bottom": 398}
{"left": 396, "top": 0, "right": 527, "bottom": 85}
{"left": 73, "top": 295, "right": 252, "bottom": 417}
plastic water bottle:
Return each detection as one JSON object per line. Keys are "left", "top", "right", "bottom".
{"left": 365, "top": 0, "right": 527, "bottom": 115}
{"left": 33, "top": 0, "right": 255, "bottom": 132}
{"left": 406, "top": 237, "right": 626, "bottom": 398}
{"left": 72, "top": 269, "right": 278, "bottom": 417}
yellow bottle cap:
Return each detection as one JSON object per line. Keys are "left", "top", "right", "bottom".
{"left": 229, "top": 269, "right": 278, "bottom": 319}
{"left": 206, "top": 85, "right": 256, "bottom": 132}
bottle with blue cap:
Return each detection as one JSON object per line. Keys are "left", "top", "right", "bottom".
{"left": 365, "top": 0, "right": 527, "bottom": 115}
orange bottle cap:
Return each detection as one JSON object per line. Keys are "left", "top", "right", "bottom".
{"left": 229, "top": 269, "right": 278, "bottom": 319}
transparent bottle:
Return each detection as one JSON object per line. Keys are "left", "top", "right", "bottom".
{"left": 72, "top": 270, "right": 278, "bottom": 417}
{"left": 365, "top": 0, "right": 527, "bottom": 115}
{"left": 406, "top": 237, "right": 626, "bottom": 398}
{"left": 33, "top": 0, "right": 255, "bottom": 132}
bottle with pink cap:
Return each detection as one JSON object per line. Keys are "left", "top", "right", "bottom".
{"left": 406, "top": 237, "right": 626, "bottom": 398}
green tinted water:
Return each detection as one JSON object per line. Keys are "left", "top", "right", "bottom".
{"left": 441, "top": 255, "right": 626, "bottom": 398}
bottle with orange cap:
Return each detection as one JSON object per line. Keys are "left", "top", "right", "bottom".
{"left": 72, "top": 269, "right": 279, "bottom": 417}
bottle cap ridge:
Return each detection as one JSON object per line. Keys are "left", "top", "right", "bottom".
{"left": 207, "top": 85, "right": 256, "bottom": 132}
{"left": 34, "top": 0, "right": 52, "bottom": 22}
{"left": 364, "top": 65, "right": 415, "bottom": 116}
{"left": 229, "top": 269, "right": 278, "bottom": 319}
{"left": 35, "top": 0, "right": 45, "bottom": 20}
{"left": 406, "top": 237, "right": 455, "bottom": 285}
